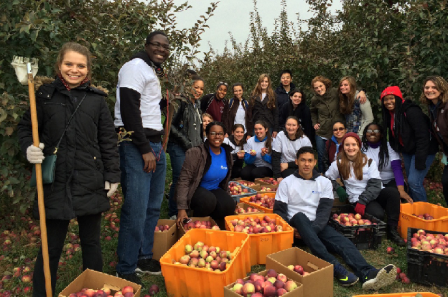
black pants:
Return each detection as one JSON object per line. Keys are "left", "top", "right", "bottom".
{"left": 361, "top": 187, "right": 401, "bottom": 227}
{"left": 442, "top": 164, "right": 448, "bottom": 205}
{"left": 231, "top": 159, "right": 244, "bottom": 179}
{"left": 33, "top": 213, "right": 103, "bottom": 297}
{"left": 240, "top": 164, "right": 273, "bottom": 181}
{"left": 281, "top": 168, "right": 297, "bottom": 178}
{"left": 190, "top": 187, "right": 236, "bottom": 229}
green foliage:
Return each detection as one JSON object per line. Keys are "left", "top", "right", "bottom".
{"left": 0, "top": 0, "right": 217, "bottom": 210}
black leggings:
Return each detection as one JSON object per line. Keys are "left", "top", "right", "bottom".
{"left": 281, "top": 168, "right": 297, "bottom": 178}
{"left": 361, "top": 187, "right": 401, "bottom": 227}
{"left": 33, "top": 213, "right": 103, "bottom": 297}
{"left": 442, "top": 164, "right": 448, "bottom": 205}
{"left": 190, "top": 187, "right": 236, "bottom": 229}
{"left": 240, "top": 164, "right": 273, "bottom": 181}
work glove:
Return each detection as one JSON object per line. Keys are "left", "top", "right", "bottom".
{"left": 354, "top": 203, "right": 366, "bottom": 216}
{"left": 105, "top": 181, "right": 119, "bottom": 197}
{"left": 336, "top": 187, "right": 348, "bottom": 203}
{"left": 26, "top": 143, "right": 45, "bottom": 164}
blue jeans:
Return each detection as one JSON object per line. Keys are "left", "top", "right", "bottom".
{"left": 290, "top": 213, "right": 374, "bottom": 278}
{"left": 116, "top": 141, "right": 166, "bottom": 274}
{"left": 167, "top": 142, "right": 186, "bottom": 217}
{"left": 402, "top": 153, "right": 436, "bottom": 202}
{"left": 315, "top": 135, "right": 327, "bottom": 173}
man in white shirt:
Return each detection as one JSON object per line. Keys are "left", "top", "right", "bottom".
{"left": 274, "top": 146, "right": 397, "bottom": 291}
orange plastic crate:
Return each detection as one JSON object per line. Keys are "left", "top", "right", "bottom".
{"left": 234, "top": 202, "right": 264, "bottom": 214}
{"left": 353, "top": 293, "right": 441, "bottom": 297}
{"left": 239, "top": 192, "right": 276, "bottom": 213}
{"left": 224, "top": 213, "right": 294, "bottom": 265}
{"left": 160, "top": 229, "right": 251, "bottom": 297}
{"left": 398, "top": 202, "right": 448, "bottom": 238}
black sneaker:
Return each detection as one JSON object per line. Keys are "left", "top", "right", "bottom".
{"left": 334, "top": 263, "right": 359, "bottom": 287}
{"left": 116, "top": 272, "right": 142, "bottom": 285}
{"left": 387, "top": 227, "right": 406, "bottom": 247}
{"left": 362, "top": 264, "right": 396, "bottom": 290}
{"left": 135, "top": 258, "right": 162, "bottom": 275}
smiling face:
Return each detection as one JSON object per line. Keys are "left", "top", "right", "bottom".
{"left": 233, "top": 85, "right": 243, "bottom": 100}
{"left": 191, "top": 80, "right": 205, "bottom": 101}
{"left": 216, "top": 85, "right": 227, "bottom": 100}
{"left": 144, "top": 34, "right": 170, "bottom": 64}
{"left": 281, "top": 73, "right": 292, "bottom": 87}
{"left": 233, "top": 126, "right": 245, "bottom": 142}
{"left": 313, "top": 81, "right": 326, "bottom": 96}
{"left": 260, "top": 77, "right": 269, "bottom": 92}
{"left": 343, "top": 137, "right": 360, "bottom": 160}
{"left": 366, "top": 124, "right": 381, "bottom": 143}
{"left": 207, "top": 125, "right": 224, "bottom": 149}
{"left": 383, "top": 95, "right": 396, "bottom": 111}
{"left": 290, "top": 92, "right": 302, "bottom": 106}
{"left": 339, "top": 79, "right": 351, "bottom": 95}
{"left": 254, "top": 123, "right": 267, "bottom": 140}
{"left": 202, "top": 115, "right": 213, "bottom": 131}
{"left": 424, "top": 80, "right": 441, "bottom": 103}
{"left": 285, "top": 118, "right": 299, "bottom": 137}
{"left": 58, "top": 50, "right": 88, "bottom": 89}
{"left": 332, "top": 122, "right": 347, "bottom": 141}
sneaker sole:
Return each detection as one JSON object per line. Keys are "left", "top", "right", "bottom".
{"left": 135, "top": 267, "right": 162, "bottom": 275}
{"left": 339, "top": 277, "right": 359, "bottom": 287}
{"left": 362, "top": 265, "right": 396, "bottom": 291}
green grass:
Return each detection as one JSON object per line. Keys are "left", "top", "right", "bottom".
{"left": 0, "top": 157, "right": 447, "bottom": 296}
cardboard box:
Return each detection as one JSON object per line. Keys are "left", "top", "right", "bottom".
{"left": 254, "top": 177, "right": 279, "bottom": 186}
{"left": 152, "top": 219, "right": 178, "bottom": 260}
{"left": 266, "top": 247, "right": 333, "bottom": 297}
{"left": 58, "top": 269, "right": 141, "bottom": 297}
{"left": 178, "top": 216, "right": 218, "bottom": 238}
{"left": 224, "top": 269, "right": 303, "bottom": 297}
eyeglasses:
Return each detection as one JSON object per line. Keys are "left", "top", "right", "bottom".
{"left": 333, "top": 127, "right": 346, "bottom": 132}
{"left": 147, "top": 42, "right": 171, "bottom": 51}
{"left": 366, "top": 129, "right": 380, "bottom": 133}
{"left": 209, "top": 132, "right": 224, "bottom": 137}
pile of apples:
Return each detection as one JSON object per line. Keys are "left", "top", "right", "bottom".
{"left": 229, "top": 269, "right": 298, "bottom": 296}
{"left": 183, "top": 220, "right": 220, "bottom": 231}
{"left": 287, "top": 264, "right": 310, "bottom": 276}
{"left": 412, "top": 213, "right": 435, "bottom": 220}
{"left": 67, "top": 286, "right": 135, "bottom": 297}
{"left": 229, "top": 216, "right": 283, "bottom": 234}
{"left": 332, "top": 212, "right": 375, "bottom": 227}
{"left": 260, "top": 186, "right": 277, "bottom": 192}
{"left": 154, "top": 224, "right": 171, "bottom": 232}
{"left": 239, "top": 181, "right": 256, "bottom": 187}
{"left": 395, "top": 267, "right": 411, "bottom": 284}
{"left": 410, "top": 229, "right": 448, "bottom": 255}
{"left": 248, "top": 194, "right": 275, "bottom": 209}
{"left": 259, "top": 178, "right": 279, "bottom": 186}
{"left": 235, "top": 205, "right": 261, "bottom": 214}
{"left": 229, "top": 182, "right": 251, "bottom": 196}
{"left": 173, "top": 241, "right": 234, "bottom": 271}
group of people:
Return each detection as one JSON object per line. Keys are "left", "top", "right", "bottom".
{"left": 17, "top": 29, "right": 448, "bottom": 295}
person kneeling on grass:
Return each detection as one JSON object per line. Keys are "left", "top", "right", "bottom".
{"left": 273, "top": 146, "right": 397, "bottom": 290}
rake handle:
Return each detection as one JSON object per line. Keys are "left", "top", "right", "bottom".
{"left": 28, "top": 69, "right": 53, "bottom": 297}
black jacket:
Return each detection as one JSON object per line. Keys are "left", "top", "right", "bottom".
{"left": 250, "top": 95, "right": 279, "bottom": 133}
{"left": 275, "top": 82, "right": 296, "bottom": 120}
{"left": 280, "top": 99, "right": 315, "bottom": 141}
{"left": 222, "top": 97, "right": 253, "bottom": 135}
{"left": 168, "top": 95, "right": 203, "bottom": 151}
{"left": 383, "top": 99, "right": 438, "bottom": 170}
{"left": 18, "top": 77, "right": 120, "bottom": 220}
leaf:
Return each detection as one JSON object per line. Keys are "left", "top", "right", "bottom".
{"left": 5, "top": 127, "right": 13, "bottom": 136}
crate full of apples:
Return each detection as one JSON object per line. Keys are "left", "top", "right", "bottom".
{"left": 399, "top": 202, "right": 448, "bottom": 239}
{"left": 255, "top": 178, "right": 279, "bottom": 186}
{"left": 224, "top": 269, "right": 303, "bottom": 297}
{"left": 329, "top": 205, "right": 386, "bottom": 250}
{"left": 225, "top": 214, "right": 293, "bottom": 265}
{"left": 407, "top": 228, "right": 448, "bottom": 287}
{"left": 228, "top": 181, "right": 257, "bottom": 201}
{"left": 237, "top": 180, "right": 257, "bottom": 187}
{"left": 65, "top": 286, "right": 135, "bottom": 297}
{"left": 240, "top": 193, "right": 276, "bottom": 213}
{"left": 235, "top": 203, "right": 263, "bottom": 215}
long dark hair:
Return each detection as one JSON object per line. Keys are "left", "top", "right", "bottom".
{"left": 231, "top": 124, "right": 247, "bottom": 146}
{"left": 361, "top": 122, "right": 389, "bottom": 171}
{"left": 254, "top": 120, "right": 272, "bottom": 154}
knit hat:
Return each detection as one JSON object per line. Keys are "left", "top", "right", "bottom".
{"left": 340, "top": 132, "right": 362, "bottom": 148}
{"left": 380, "top": 86, "right": 404, "bottom": 102}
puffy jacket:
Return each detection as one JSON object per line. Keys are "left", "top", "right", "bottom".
{"left": 222, "top": 97, "right": 253, "bottom": 135}
{"left": 175, "top": 142, "right": 234, "bottom": 210}
{"left": 428, "top": 101, "right": 448, "bottom": 155}
{"left": 275, "top": 82, "right": 296, "bottom": 119}
{"left": 310, "top": 88, "right": 345, "bottom": 139}
{"left": 167, "top": 95, "right": 203, "bottom": 151}
{"left": 250, "top": 95, "right": 279, "bottom": 133}
{"left": 18, "top": 77, "right": 120, "bottom": 220}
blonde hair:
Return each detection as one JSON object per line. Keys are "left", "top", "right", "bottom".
{"left": 55, "top": 42, "right": 92, "bottom": 80}
{"left": 339, "top": 76, "right": 358, "bottom": 114}
{"left": 251, "top": 74, "right": 276, "bottom": 109}
{"left": 420, "top": 76, "right": 448, "bottom": 104}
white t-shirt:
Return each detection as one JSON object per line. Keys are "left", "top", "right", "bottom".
{"left": 275, "top": 174, "right": 334, "bottom": 221}
{"left": 325, "top": 159, "right": 383, "bottom": 204}
{"left": 244, "top": 137, "right": 272, "bottom": 168}
{"left": 272, "top": 131, "right": 312, "bottom": 163}
{"left": 114, "top": 58, "right": 163, "bottom": 131}
{"left": 363, "top": 143, "right": 400, "bottom": 184}
{"left": 234, "top": 102, "right": 246, "bottom": 131}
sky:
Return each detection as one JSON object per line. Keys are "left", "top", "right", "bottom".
{"left": 171, "top": 0, "right": 343, "bottom": 58}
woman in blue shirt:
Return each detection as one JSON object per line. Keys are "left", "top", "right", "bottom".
{"left": 175, "top": 122, "right": 235, "bottom": 229}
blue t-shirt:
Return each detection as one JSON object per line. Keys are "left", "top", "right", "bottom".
{"left": 200, "top": 147, "right": 228, "bottom": 190}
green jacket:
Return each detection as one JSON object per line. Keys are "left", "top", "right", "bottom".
{"left": 310, "top": 87, "right": 345, "bottom": 139}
